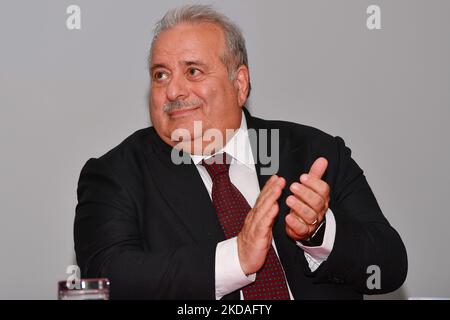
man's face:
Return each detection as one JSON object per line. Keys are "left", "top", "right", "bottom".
{"left": 149, "top": 22, "right": 248, "bottom": 153}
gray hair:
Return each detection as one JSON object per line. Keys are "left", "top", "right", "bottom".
{"left": 149, "top": 4, "right": 251, "bottom": 97}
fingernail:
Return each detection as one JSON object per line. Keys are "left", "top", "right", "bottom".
{"left": 300, "top": 174, "right": 308, "bottom": 182}
{"left": 277, "top": 177, "right": 285, "bottom": 186}
{"left": 290, "top": 183, "right": 300, "bottom": 191}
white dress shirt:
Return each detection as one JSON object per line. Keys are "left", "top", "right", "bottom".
{"left": 190, "top": 111, "right": 336, "bottom": 300}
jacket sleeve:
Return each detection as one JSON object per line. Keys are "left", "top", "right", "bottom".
{"left": 74, "top": 158, "right": 216, "bottom": 299}
{"left": 310, "top": 136, "right": 408, "bottom": 295}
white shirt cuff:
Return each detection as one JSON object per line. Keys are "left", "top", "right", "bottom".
{"left": 296, "top": 208, "right": 336, "bottom": 272}
{"left": 215, "top": 237, "right": 256, "bottom": 300}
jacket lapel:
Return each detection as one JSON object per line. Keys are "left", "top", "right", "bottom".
{"left": 143, "top": 130, "right": 225, "bottom": 245}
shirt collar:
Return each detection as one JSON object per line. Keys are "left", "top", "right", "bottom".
{"left": 190, "top": 111, "right": 256, "bottom": 169}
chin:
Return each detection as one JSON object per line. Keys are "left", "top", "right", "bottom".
{"left": 167, "top": 122, "right": 202, "bottom": 144}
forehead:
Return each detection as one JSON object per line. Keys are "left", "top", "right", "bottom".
{"left": 151, "top": 22, "right": 226, "bottom": 66}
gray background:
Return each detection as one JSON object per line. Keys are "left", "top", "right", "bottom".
{"left": 0, "top": 0, "right": 449, "bottom": 299}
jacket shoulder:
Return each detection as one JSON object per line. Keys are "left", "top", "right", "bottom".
{"left": 79, "top": 127, "right": 156, "bottom": 190}
{"left": 78, "top": 127, "right": 157, "bottom": 203}
{"left": 250, "top": 114, "right": 337, "bottom": 148}
{"left": 96, "top": 127, "right": 155, "bottom": 166}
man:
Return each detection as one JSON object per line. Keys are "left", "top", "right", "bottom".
{"left": 74, "top": 5, "right": 407, "bottom": 299}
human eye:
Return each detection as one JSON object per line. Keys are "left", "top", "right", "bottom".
{"left": 153, "top": 70, "right": 169, "bottom": 82}
{"left": 186, "top": 67, "right": 202, "bottom": 78}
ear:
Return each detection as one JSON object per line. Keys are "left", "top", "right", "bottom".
{"left": 233, "top": 65, "right": 250, "bottom": 107}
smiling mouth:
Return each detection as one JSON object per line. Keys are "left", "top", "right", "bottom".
{"left": 167, "top": 106, "right": 201, "bottom": 118}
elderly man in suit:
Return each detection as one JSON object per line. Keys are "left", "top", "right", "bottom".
{"left": 74, "top": 5, "right": 407, "bottom": 299}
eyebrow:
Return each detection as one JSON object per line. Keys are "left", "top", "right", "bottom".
{"left": 183, "top": 60, "right": 207, "bottom": 68}
{"left": 150, "top": 60, "right": 207, "bottom": 73}
{"left": 150, "top": 63, "right": 169, "bottom": 73}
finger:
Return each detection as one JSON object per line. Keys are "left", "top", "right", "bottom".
{"left": 286, "top": 224, "right": 309, "bottom": 241}
{"left": 299, "top": 174, "right": 330, "bottom": 200}
{"left": 265, "top": 177, "right": 285, "bottom": 204}
{"left": 256, "top": 175, "right": 279, "bottom": 205}
{"left": 274, "top": 176, "right": 286, "bottom": 190}
{"left": 290, "top": 182, "right": 326, "bottom": 214}
{"left": 286, "top": 195, "right": 318, "bottom": 225}
{"left": 260, "top": 202, "right": 280, "bottom": 228}
{"left": 285, "top": 224, "right": 302, "bottom": 241}
{"left": 265, "top": 176, "right": 285, "bottom": 194}
{"left": 285, "top": 214, "right": 310, "bottom": 240}
{"left": 261, "top": 175, "right": 278, "bottom": 195}
{"left": 256, "top": 180, "right": 285, "bottom": 218}
{"left": 255, "top": 176, "right": 285, "bottom": 213}
{"left": 255, "top": 177, "right": 286, "bottom": 228}
{"left": 308, "top": 157, "right": 328, "bottom": 180}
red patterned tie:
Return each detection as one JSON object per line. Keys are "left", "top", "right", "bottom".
{"left": 202, "top": 153, "right": 290, "bottom": 300}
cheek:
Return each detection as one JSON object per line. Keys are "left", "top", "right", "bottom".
{"left": 151, "top": 86, "right": 171, "bottom": 116}
{"left": 200, "top": 82, "right": 234, "bottom": 112}
{"left": 192, "top": 84, "right": 214, "bottom": 102}
{"left": 149, "top": 89, "right": 167, "bottom": 128}
{"left": 150, "top": 88, "right": 165, "bottom": 111}
{"left": 191, "top": 83, "right": 221, "bottom": 114}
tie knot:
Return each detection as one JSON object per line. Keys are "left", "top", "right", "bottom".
{"left": 201, "top": 153, "right": 232, "bottom": 179}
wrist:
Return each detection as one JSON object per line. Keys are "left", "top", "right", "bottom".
{"left": 236, "top": 234, "right": 250, "bottom": 275}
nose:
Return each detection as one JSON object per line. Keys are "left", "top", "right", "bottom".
{"left": 166, "top": 73, "right": 189, "bottom": 101}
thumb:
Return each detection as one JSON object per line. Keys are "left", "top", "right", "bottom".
{"left": 308, "top": 157, "right": 328, "bottom": 179}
